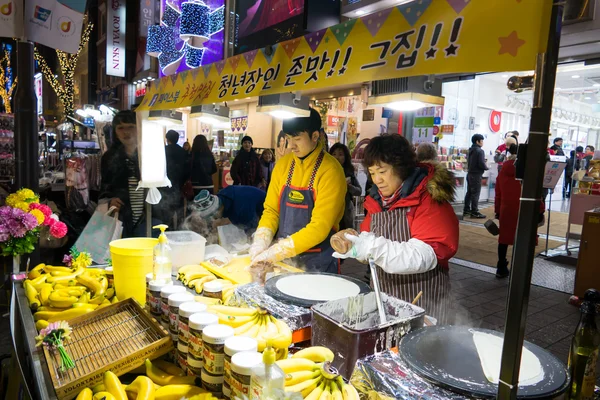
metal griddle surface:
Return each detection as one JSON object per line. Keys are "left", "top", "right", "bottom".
{"left": 399, "top": 326, "right": 569, "bottom": 399}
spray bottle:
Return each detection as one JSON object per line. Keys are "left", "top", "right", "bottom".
{"left": 249, "top": 339, "right": 284, "bottom": 399}
{"left": 153, "top": 224, "right": 172, "bottom": 284}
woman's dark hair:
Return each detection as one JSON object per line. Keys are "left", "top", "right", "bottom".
{"left": 330, "top": 143, "right": 354, "bottom": 176}
{"left": 260, "top": 149, "right": 273, "bottom": 161}
{"left": 508, "top": 144, "right": 518, "bottom": 155}
{"left": 363, "top": 134, "right": 416, "bottom": 181}
{"left": 577, "top": 146, "right": 584, "bottom": 153}
{"left": 192, "top": 134, "right": 212, "bottom": 154}
{"left": 587, "top": 145, "right": 595, "bottom": 152}
{"left": 111, "top": 110, "right": 136, "bottom": 148}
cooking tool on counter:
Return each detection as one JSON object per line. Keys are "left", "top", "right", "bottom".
{"left": 399, "top": 326, "right": 569, "bottom": 399}
{"left": 369, "top": 259, "right": 387, "bottom": 324}
{"left": 311, "top": 292, "right": 425, "bottom": 379}
{"left": 264, "top": 272, "right": 371, "bottom": 308}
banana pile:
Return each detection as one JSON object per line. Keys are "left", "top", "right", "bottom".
{"left": 177, "top": 264, "right": 238, "bottom": 303}
{"left": 74, "top": 359, "right": 217, "bottom": 400}
{"left": 207, "top": 304, "right": 293, "bottom": 357}
{"left": 277, "top": 347, "right": 360, "bottom": 400}
{"left": 24, "top": 264, "right": 118, "bottom": 331}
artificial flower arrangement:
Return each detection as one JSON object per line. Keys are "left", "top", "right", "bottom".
{"left": 63, "top": 247, "right": 93, "bottom": 269}
{"left": 35, "top": 321, "right": 75, "bottom": 373}
{"left": 1, "top": 188, "right": 68, "bottom": 256}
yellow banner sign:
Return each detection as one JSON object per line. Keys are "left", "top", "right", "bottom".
{"left": 138, "top": 0, "right": 552, "bottom": 111}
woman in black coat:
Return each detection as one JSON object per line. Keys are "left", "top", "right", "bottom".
{"left": 189, "top": 134, "right": 217, "bottom": 194}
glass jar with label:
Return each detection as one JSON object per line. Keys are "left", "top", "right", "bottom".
{"left": 223, "top": 337, "right": 258, "bottom": 400}
{"left": 160, "top": 285, "right": 186, "bottom": 331}
{"left": 188, "top": 313, "right": 219, "bottom": 376}
{"left": 148, "top": 280, "right": 171, "bottom": 319}
{"left": 202, "top": 324, "right": 234, "bottom": 396}
{"left": 202, "top": 280, "right": 223, "bottom": 300}
{"left": 168, "top": 292, "right": 195, "bottom": 342}
{"left": 231, "top": 351, "right": 262, "bottom": 400}
{"left": 178, "top": 302, "right": 207, "bottom": 372}
{"left": 145, "top": 272, "right": 153, "bottom": 311}
{"left": 202, "top": 368, "right": 224, "bottom": 397}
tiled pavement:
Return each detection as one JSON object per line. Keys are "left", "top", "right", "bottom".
{"left": 341, "top": 260, "right": 582, "bottom": 374}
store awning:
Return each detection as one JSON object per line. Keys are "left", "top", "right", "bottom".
{"left": 137, "top": 0, "right": 552, "bottom": 112}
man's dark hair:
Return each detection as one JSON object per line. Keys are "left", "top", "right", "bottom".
{"left": 471, "top": 134, "right": 484, "bottom": 144}
{"left": 363, "top": 134, "right": 416, "bottom": 181}
{"left": 166, "top": 130, "right": 179, "bottom": 144}
{"left": 508, "top": 144, "right": 518, "bottom": 155}
{"left": 282, "top": 108, "right": 321, "bottom": 137}
{"left": 553, "top": 137, "right": 563, "bottom": 144}
{"left": 577, "top": 146, "right": 584, "bottom": 153}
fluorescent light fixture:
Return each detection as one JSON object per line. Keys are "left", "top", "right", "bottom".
{"left": 594, "top": 83, "right": 600, "bottom": 87}
{"left": 190, "top": 104, "right": 230, "bottom": 124}
{"left": 385, "top": 100, "right": 426, "bottom": 111}
{"left": 555, "top": 87, "right": 561, "bottom": 90}
{"left": 369, "top": 91, "right": 444, "bottom": 111}
{"left": 257, "top": 93, "right": 310, "bottom": 119}
{"left": 502, "top": 74, "right": 509, "bottom": 78}
{"left": 585, "top": 96, "right": 592, "bottom": 100}
{"left": 572, "top": 75, "right": 581, "bottom": 79}
{"left": 76, "top": 109, "right": 88, "bottom": 117}
{"left": 356, "top": 10, "right": 365, "bottom": 15}
{"left": 148, "top": 110, "right": 184, "bottom": 125}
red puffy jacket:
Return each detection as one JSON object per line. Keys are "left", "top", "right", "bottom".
{"left": 361, "top": 163, "right": 459, "bottom": 269}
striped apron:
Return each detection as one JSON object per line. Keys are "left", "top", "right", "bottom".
{"left": 370, "top": 208, "right": 451, "bottom": 325}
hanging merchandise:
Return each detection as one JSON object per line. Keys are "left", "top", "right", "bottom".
{"left": 136, "top": 111, "right": 171, "bottom": 205}
{"left": 65, "top": 155, "right": 89, "bottom": 210}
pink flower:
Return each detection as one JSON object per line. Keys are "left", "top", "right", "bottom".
{"left": 50, "top": 221, "right": 67, "bottom": 239}
{"left": 30, "top": 203, "right": 52, "bottom": 219}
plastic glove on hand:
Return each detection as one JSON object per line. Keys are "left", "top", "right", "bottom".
{"left": 332, "top": 232, "right": 376, "bottom": 262}
{"left": 252, "top": 237, "right": 296, "bottom": 264}
{"left": 249, "top": 227, "right": 274, "bottom": 260}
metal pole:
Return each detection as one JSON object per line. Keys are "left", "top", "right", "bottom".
{"left": 497, "top": 2, "right": 563, "bottom": 399}
{"left": 544, "top": 191, "right": 552, "bottom": 256}
{"left": 146, "top": 201, "right": 152, "bottom": 238}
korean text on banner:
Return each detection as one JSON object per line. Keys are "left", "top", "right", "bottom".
{"left": 0, "top": 0, "right": 23, "bottom": 39}
{"left": 138, "top": 0, "right": 552, "bottom": 111}
{"left": 24, "top": 0, "right": 86, "bottom": 54}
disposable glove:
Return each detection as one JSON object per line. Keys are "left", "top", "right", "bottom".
{"left": 252, "top": 237, "right": 296, "bottom": 264}
{"left": 249, "top": 227, "right": 274, "bottom": 260}
{"left": 332, "top": 232, "right": 437, "bottom": 275}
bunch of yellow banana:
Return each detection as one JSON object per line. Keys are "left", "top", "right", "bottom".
{"left": 24, "top": 263, "right": 115, "bottom": 330}
{"left": 207, "top": 304, "right": 292, "bottom": 354}
{"left": 276, "top": 347, "right": 360, "bottom": 400}
{"left": 176, "top": 265, "right": 218, "bottom": 294}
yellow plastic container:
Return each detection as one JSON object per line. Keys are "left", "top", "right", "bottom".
{"left": 110, "top": 238, "right": 158, "bottom": 305}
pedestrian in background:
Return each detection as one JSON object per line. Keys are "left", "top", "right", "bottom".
{"left": 190, "top": 134, "right": 217, "bottom": 195}
{"left": 259, "top": 149, "right": 275, "bottom": 190}
{"left": 464, "top": 134, "right": 488, "bottom": 219}
{"left": 330, "top": 143, "right": 362, "bottom": 230}
{"left": 416, "top": 142, "right": 439, "bottom": 163}
{"left": 231, "top": 135, "right": 262, "bottom": 186}
{"left": 550, "top": 137, "right": 565, "bottom": 156}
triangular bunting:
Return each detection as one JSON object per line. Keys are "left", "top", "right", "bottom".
{"left": 260, "top": 43, "right": 279, "bottom": 65}
{"left": 229, "top": 55, "right": 241, "bottom": 72}
{"left": 331, "top": 19, "right": 356, "bottom": 46}
{"left": 446, "top": 0, "right": 470, "bottom": 14}
{"left": 190, "top": 68, "right": 200, "bottom": 80}
{"left": 282, "top": 38, "right": 301, "bottom": 59}
{"left": 202, "top": 65, "right": 212, "bottom": 78}
{"left": 361, "top": 8, "right": 392, "bottom": 37}
{"left": 158, "top": 77, "right": 168, "bottom": 91}
{"left": 215, "top": 60, "right": 227, "bottom": 75}
{"left": 305, "top": 29, "right": 327, "bottom": 53}
{"left": 180, "top": 70, "right": 189, "bottom": 83}
{"left": 397, "top": 0, "right": 433, "bottom": 26}
{"left": 243, "top": 50, "right": 258, "bottom": 68}
{"left": 169, "top": 74, "right": 178, "bottom": 86}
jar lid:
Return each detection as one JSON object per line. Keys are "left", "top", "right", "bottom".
{"left": 146, "top": 273, "right": 153, "bottom": 282}
{"left": 179, "top": 302, "right": 207, "bottom": 317}
{"left": 149, "top": 280, "right": 172, "bottom": 291}
{"left": 231, "top": 351, "right": 263, "bottom": 375}
{"left": 225, "top": 336, "right": 258, "bottom": 356}
{"left": 203, "top": 280, "right": 224, "bottom": 293}
{"left": 168, "top": 292, "right": 195, "bottom": 306}
{"left": 161, "top": 285, "right": 186, "bottom": 297}
{"left": 202, "top": 324, "right": 234, "bottom": 343}
{"left": 189, "top": 312, "right": 219, "bottom": 330}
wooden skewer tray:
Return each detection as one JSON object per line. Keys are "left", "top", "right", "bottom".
{"left": 42, "top": 298, "right": 173, "bottom": 400}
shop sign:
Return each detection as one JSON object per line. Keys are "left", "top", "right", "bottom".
{"left": 222, "top": 166, "right": 233, "bottom": 188}
{"left": 543, "top": 162, "right": 567, "bottom": 189}
{"left": 34, "top": 72, "right": 43, "bottom": 115}
{"left": 413, "top": 127, "right": 433, "bottom": 144}
{"left": 136, "top": 85, "right": 147, "bottom": 98}
{"left": 414, "top": 116, "right": 434, "bottom": 128}
{"left": 138, "top": 0, "right": 551, "bottom": 111}
{"left": 107, "top": 0, "right": 126, "bottom": 77}
{"left": 381, "top": 108, "right": 393, "bottom": 119}
{"left": 139, "top": 0, "right": 156, "bottom": 38}
{"left": 441, "top": 124, "right": 454, "bottom": 134}
{"left": 327, "top": 115, "right": 340, "bottom": 126}
{"left": 362, "top": 109, "right": 375, "bottom": 122}
{"left": 231, "top": 116, "right": 248, "bottom": 132}
{"left": 489, "top": 110, "right": 502, "bottom": 132}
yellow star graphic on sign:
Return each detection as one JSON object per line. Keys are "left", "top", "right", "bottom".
{"left": 498, "top": 31, "right": 526, "bottom": 57}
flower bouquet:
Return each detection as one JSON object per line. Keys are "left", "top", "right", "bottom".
{"left": 35, "top": 321, "right": 75, "bottom": 373}
{"left": 1, "top": 188, "right": 68, "bottom": 270}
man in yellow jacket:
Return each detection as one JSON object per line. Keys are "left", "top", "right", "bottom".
{"left": 250, "top": 108, "right": 347, "bottom": 273}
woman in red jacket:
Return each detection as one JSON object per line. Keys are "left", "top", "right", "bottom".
{"left": 494, "top": 144, "right": 544, "bottom": 278}
{"left": 333, "top": 135, "right": 459, "bottom": 324}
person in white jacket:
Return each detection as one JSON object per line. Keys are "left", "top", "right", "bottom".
{"left": 333, "top": 135, "right": 459, "bottom": 324}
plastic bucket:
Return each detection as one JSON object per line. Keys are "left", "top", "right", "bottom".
{"left": 110, "top": 238, "right": 158, "bottom": 305}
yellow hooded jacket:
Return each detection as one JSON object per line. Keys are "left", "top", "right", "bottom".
{"left": 258, "top": 142, "right": 347, "bottom": 255}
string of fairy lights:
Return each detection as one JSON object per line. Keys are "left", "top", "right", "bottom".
{"left": 33, "top": 18, "right": 94, "bottom": 117}
{"left": 0, "top": 50, "right": 16, "bottom": 113}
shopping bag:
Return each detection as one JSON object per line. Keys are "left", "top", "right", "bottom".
{"left": 74, "top": 206, "right": 123, "bottom": 264}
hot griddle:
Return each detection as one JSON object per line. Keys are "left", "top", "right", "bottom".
{"left": 265, "top": 272, "right": 371, "bottom": 308}
{"left": 399, "top": 326, "right": 569, "bottom": 399}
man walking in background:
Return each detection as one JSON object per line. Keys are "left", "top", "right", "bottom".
{"left": 550, "top": 137, "right": 565, "bottom": 156}
{"left": 464, "top": 134, "right": 488, "bottom": 219}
